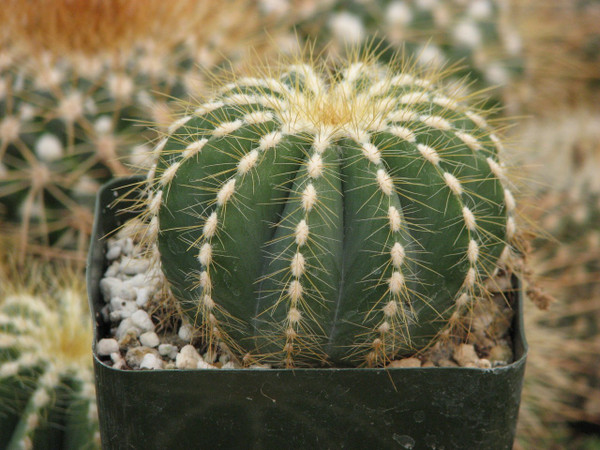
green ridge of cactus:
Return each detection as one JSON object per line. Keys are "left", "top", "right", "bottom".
{"left": 141, "top": 57, "right": 518, "bottom": 368}
{"left": 0, "top": 263, "right": 98, "bottom": 450}
{"left": 289, "top": 0, "right": 523, "bottom": 112}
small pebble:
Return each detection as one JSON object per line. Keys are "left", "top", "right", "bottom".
{"left": 102, "top": 277, "right": 136, "bottom": 299}
{"left": 249, "top": 364, "right": 271, "bottom": 370}
{"left": 438, "top": 359, "right": 458, "bottom": 367}
{"left": 116, "top": 318, "right": 141, "bottom": 340}
{"left": 197, "top": 360, "right": 216, "bottom": 369}
{"left": 122, "top": 238, "right": 134, "bottom": 255}
{"left": 108, "top": 296, "right": 133, "bottom": 311}
{"left": 104, "top": 262, "right": 119, "bottom": 278}
{"left": 140, "top": 331, "right": 160, "bottom": 348}
{"left": 387, "top": 357, "right": 422, "bottom": 368}
{"left": 222, "top": 361, "right": 239, "bottom": 369}
{"left": 118, "top": 329, "right": 140, "bottom": 349}
{"left": 106, "top": 245, "right": 121, "bottom": 260}
{"left": 135, "top": 287, "right": 150, "bottom": 307}
{"left": 476, "top": 358, "right": 492, "bottom": 369}
{"left": 120, "top": 257, "right": 150, "bottom": 275}
{"left": 100, "top": 277, "right": 122, "bottom": 300}
{"left": 488, "top": 343, "right": 513, "bottom": 365}
{"left": 97, "top": 338, "right": 119, "bottom": 356}
{"left": 131, "top": 310, "right": 155, "bottom": 333}
{"left": 109, "top": 298, "right": 138, "bottom": 318}
{"left": 112, "top": 358, "right": 127, "bottom": 370}
{"left": 128, "top": 274, "right": 149, "bottom": 288}
{"left": 126, "top": 347, "right": 159, "bottom": 369}
{"left": 178, "top": 324, "right": 193, "bottom": 341}
{"left": 140, "top": 353, "right": 164, "bottom": 370}
{"left": 176, "top": 345, "right": 202, "bottom": 369}
{"left": 453, "top": 344, "right": 479, "bottom": 367}
{"left": 158, "top": 344, "right": 178, "bottom": 360}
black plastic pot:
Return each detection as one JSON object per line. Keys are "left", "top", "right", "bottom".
{"left": 87, "top": 177, "right": 528, "bottom": 450}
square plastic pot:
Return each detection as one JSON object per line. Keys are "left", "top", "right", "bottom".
{"left": 87, "top": 177, "right": 528, "bottom": 450}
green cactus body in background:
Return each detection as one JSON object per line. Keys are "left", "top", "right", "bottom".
{"left": 0, "top": 0, "right": 285, "bottom": 263}
{"left": 513, "top": 110, "right": 600, "bottom": 445}
{"left": 144, "top": 59, "right": 517, "bottom": 367}
{"left": 0, "top": 261, "right": 98, "bottom": 449}
{"left": 0, "top": 54, "right": 154, "bottom": 260}
{"left": 282, "top": 0, "right": 523, "bottom": 113}
{"left": 278, "top": 0, "right": 523, "bottom": 112}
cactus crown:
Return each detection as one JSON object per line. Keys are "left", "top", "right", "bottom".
{"left": 140, "top": 55, "right": 517, "bottom": 368}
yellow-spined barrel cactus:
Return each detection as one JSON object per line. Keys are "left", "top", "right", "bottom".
{"left": 0, "top": 262, "right": 98, "bottom": 449}
{"left": 142, "top": 59, "right": 517, "bottom": 368}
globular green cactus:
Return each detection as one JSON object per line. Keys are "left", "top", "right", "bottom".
{"left": 289, "top": 0, "right": 523, "bottom": 112}
{"left": 142, "top": 58, "right": 518, "bottom": 368}
{"left": 0, "top": 54, "right": 146, "bottom": 261}
{"left": 0, "top": 259, "right": 98, "bottom": 449}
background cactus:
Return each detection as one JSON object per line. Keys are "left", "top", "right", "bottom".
{"left": 0, "top": 0, "right": 283, "bottom": 264}
{"left": 512, "top": 0, "right": 600, "bottom": 113}
{"left": 0, "top": 250, "right": 98, "bottom": 449}
{"left": 140, "top": 57, "right": 520, "bottom": 368}
{"left": 512, "top": 109, "right": 600, "bottom": 446}
{"left": 515, "top": 300, "right": 600, "bottom": 449}
{"left": 281, "top": 0, "right": 524, "bottom": 113}
{"left": 501, "top": 1, "right": 600, "bottom": 444}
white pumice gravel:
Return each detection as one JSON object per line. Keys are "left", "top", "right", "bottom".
{"left": 120, "top": 257, "right": 151, "bottom": 276}
{"left": 140, "top": 353, "right": 164, "bottom": 370}
{"left": 116, "top": 318, "right": 141, "bottom": 341}
{"left": 453, "top": 344, "right": 480, "bottom": 367}
{"left": 176, "top": 345, "right": 202, "bottom": 369}
{"left": 140, "top": 331, "right": 160, "bottom": 348}
{"left": 97, "top": 338, "right": 119, "bottom": 356}
{"left": 106, "top": 245, "right": 122, "bottom": 260}
{"left": 97, "top": 221, "right": 516, "bottom": 371}
{"left": 178, "top": 324, "right": 193, "bottom": 341}
{"left": 111, "top": 352, "right": 126, "bottom": 370}
{"left": 109, "top": 299, "right": 138, "bottom": 321}
{"left": 126, "top": 347, "right": 159, "bottom": 369}
{"left": 158, "top": 344, "right": 179, "bottom": 360}
{"left": 131, "top": 310, "right": 155, "bottom": 333}
{"left": 135, "top": 287, "right": 150, "bottom": 307}
{"left": 197, "top": 360, "right": 217, "bottom": 369}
